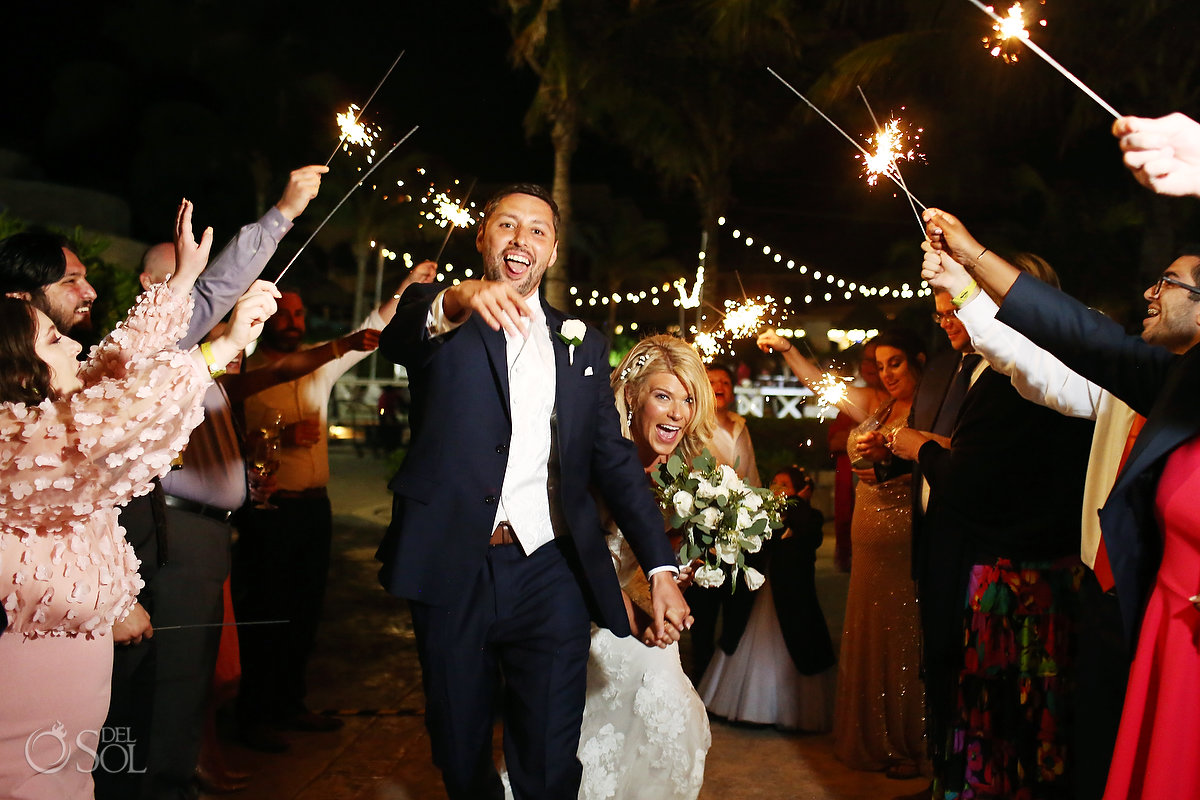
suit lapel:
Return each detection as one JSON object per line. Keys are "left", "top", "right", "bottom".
{"left": 543, "top": 301, "right": 577, "bottom": 452}
{"left": 472, "top": 316, "right": 512, "bottom": 422}
{"left": 1112, "top": 348, "right": 1200, "bottom": 494}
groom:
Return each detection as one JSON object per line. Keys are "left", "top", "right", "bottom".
{"left": 376, "top": 184, "right": 691, "bottom": 799}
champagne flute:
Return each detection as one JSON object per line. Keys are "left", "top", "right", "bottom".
{"left": 249, "top": 431, "right": 281, "bottom": 510}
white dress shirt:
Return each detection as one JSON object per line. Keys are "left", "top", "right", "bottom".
{"left": 957, "top": 291, "right": 1138, "bottom": 567}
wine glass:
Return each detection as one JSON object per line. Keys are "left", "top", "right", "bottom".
{"left": 249, "top": 432, "right": 281, "bottom": 510}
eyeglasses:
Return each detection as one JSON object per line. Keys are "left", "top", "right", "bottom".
{"left": 1151, "top": 274, "right": 1200, "bottom": 299}
{"left": 932, "top": 310, "right": 958, "bottom": 324}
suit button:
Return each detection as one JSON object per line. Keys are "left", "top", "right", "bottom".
{"left": 484, "top": 495, "right": 496, "bottom": 505}
{"left": 496, "top": 444, "right": 508, "bottom": 454}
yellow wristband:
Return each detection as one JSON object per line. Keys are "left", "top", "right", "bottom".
{"left": 951, "top": 279, "right": 978, "bottom": 308}
{"left": 200, "top": 341, "right": 225, "bottom": 378}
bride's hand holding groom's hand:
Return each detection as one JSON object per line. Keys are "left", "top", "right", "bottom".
{"left": 650, "top": 572, "right": 692, "bottom": 648}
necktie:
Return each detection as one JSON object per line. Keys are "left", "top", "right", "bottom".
{"left": 1092, "top": 414, "right": 1146, "bottom": 592}
{"left": 932, "top": 353, "right": 983, "bottom": 437}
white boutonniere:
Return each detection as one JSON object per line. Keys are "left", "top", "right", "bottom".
{"left": 557, "top": 319, "right": 586, "bottom": 365}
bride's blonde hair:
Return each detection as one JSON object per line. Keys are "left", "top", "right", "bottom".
{"left": 611, "top": 334, "right": 715, "bottom": 466}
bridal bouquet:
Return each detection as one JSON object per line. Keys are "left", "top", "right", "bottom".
{"left": 652, "top": 449, "right": 786, "bottom": 592}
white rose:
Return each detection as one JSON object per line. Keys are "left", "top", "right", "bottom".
{"left": 694, "top": 564, "right": 726, "bottom": 589}
{"left": 560, "top": 319, "right": 587, "bottom": 343}
{"left": 741, "top": 534, "right": 763, "bottom": 554}
{"left": 672, "top": 490, "right": 695, "bottom": 518}
{"left": 700, "top": 506, "right": 722, "bottom": 529}
{"left": 718, "top": 464, "right": 740, "bottom": 490}
{"left": 715, "top": 538, "right": 739, "bottom": 565}
{"left": 742, "top": 491, "right": 763, "bottom": 512}
{"left": 743, "top": 566, "right": 766, "bottom": 591}
{"left": 736, "top": 507, "right": 753, "bottom": 531}
{"left": 696, "top": 478, "right": 719, "bottom": 500}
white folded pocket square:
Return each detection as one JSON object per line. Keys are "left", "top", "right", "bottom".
{"left": 583, "top": 366, "right": 594, "bottom": 376}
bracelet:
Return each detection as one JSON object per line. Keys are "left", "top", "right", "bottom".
{"left": 199, "top": 341, "right": 225, "bottom": 378}
{"left": 951, "top": 279, "right": 978, "bottom": 308}
{"left": 779, "top": 339, "right": 792, "bottom": 353}
{"left": 977, "top": 246, "right": 989, "bottom": 260}
{"left": 330, "top": 339, "right": 342, "bottom": 359}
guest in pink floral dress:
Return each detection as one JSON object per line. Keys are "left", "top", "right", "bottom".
{"left": 0, "top": 200, "right": 279, "bottom": 800}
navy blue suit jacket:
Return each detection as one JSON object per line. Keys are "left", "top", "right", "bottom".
{"left": 996, "top": 272, "right": 1200, "bottom": 640}
{"left": 374, "top": 283, "right": 675, "bottom": 636}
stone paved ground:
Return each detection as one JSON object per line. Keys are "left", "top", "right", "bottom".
{"left": 211, "top": 445, "right": 927, "bottom": 800}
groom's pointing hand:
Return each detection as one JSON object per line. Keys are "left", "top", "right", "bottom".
{"left": 650, "top": 572, "right": 692, "bottom": 645}
{"left": 443, "top": 279, "right": 532, "bottom": 338}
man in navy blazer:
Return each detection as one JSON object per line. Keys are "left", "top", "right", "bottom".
{"left": 376, "top": 184, "right": 690, "bottom": 800}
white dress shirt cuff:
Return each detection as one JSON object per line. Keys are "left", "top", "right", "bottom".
{"left": 647, "top": 565, "right": 680, "bottom": 578}
{"left": 425, "top": 289, "right": 467, "bottom": 338}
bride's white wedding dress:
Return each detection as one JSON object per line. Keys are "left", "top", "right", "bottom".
{"left": 577, "top": 530, "right": 710, "bottom": 800}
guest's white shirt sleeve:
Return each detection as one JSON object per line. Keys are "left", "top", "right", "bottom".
{"left": 957, "top": 291, "right": 1103, "bottom": 420}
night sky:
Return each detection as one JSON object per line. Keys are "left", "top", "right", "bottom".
{"left": 2, "top": 1, "right": 1195, "bottom": 336}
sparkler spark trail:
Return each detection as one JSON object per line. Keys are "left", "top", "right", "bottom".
{"left": 856, "top": 87, "right": 928, "bottom": 238}
{"left": 335, "top": 105, "right": 378, "bottom": 149}
{"left": 721, "top": 296, "right": 776, "bottom": 340}
{"left": 767, "top": 67, "right": 927, "bottom": 210}
{"left": 693, "top": 331, "right": 721, "bottom": 363}
{"left": 811, "top": 372, "right": 854, "bottom": 410}
{"left": 431, "top": 178, "right": 478, "bottom": 263}
{"left": 274, "top": 125, "right": 420, "bottom": 285}
{"left": 983, "top": 2, "right": 1045, "bottom": 63}
{"left": 324, "top": 49, "right": 406, "bottom": 167}
{"left": 964, "top": 0, "right": 1119, "bottom": 118}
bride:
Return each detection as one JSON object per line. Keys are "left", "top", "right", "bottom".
{"left": 577, "top": 335, "right": 716, "bottom": 800}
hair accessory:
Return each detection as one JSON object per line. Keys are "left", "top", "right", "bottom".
{"left": 619, "top": 353, "right": 651, "bottom": 383}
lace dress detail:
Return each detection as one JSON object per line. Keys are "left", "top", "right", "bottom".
{"left": 0, "top": 284, "right": 210, "bottom": 638}
{"left": 577, "top": 530, "right": 711, "bottom": 800}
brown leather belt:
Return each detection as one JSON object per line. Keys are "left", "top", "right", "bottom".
{"left": 490, "top": 522, "right": 517, "bottom": 547}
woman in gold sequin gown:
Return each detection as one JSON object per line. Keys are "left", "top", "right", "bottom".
{"left": 834, "top": 331, "right": 928, "bottom": 775}
{"left": 757, "top": 329, "right": 927, "bottom": 774}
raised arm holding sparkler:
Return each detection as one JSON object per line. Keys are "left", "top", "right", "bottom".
{"left": 756, "top": 329, "right": 880, "bottom": 423}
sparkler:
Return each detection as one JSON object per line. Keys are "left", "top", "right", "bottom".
{"left": 857, "top": 87, "right": 927, "bottom": 237}
{"left": 983, "top": 1, "right": 1046, "bottom": 64}
{"left": 720, "top": 296, "right": 776, "bottom": 341}
{"left": 964, "top": 0, "right": 1120, "bottom": 118}
{"left": 333, "top": 104, "right": 381, "bottom": 165}
{"left": 324, "top": 50, "right": 405, "bottom": 167}
{"left": 432, "top": 178, "right": 478, "bottom": 263}
{"left": 274, "top": 125, "right": 420, "bottom": 285}
{"left": 767, "top": 67, "right": 927, "bottom": 210}
{"left": 693, "top": 331, "right": 721, "bottom": 363}
{"left": 810, "top": 372, "right": 854, "bottom": 410}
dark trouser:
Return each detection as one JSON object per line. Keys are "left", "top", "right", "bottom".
{"left": 94, "top": 492, "right": 162, "bottom": 800}
{"left": 685, "top": 582, "right": 755, "bottom": 677}
{"left": 93, "top": 639, "right": 156, "bottom": 800}
{"left": 144, "top": 509, "right": 231, "bottom": 800}
{"left": 410, "top": 539, "right": 591, "bottom": 800}
{"left": 1073, "top": 573, "right": 1130, "bottom": 800}
{"left": 232, "top": 494, "right": 332, "bottom": 724}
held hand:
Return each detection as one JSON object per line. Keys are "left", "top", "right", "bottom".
{"left": 675, "top": 561, "right": 698, "bottom": 593}
{"left": 756, "top": 330, "right": 791, "bottom": 354}
{"left": 920, "top": 240, "right": 973, "bottom": 296}
{"left": 391, "top": 261, "right": 438, "bottom": 305}
{"left": 276, "top": 165, "right": 329, "bottom": 220}
{"left": 444, "top": 279, "right": 533, "bottom": 338}
{"left": 650, "top": 571, "right": 692, "bottom": 645}
{"left": 922, "top": 208, "right": 984, "bottom": 267}
{"left": 112, "top": 603, "right": 154, "bottom": 646}
{"left": 248, "top": 470, "right": 278, "bottom": 504}
{"left": 1114, "top": 113, "right": 1200, "bottom": 197}
{"left": 223, "top": 281, "right": 281, "bottom": 352}
{"left": 888, "top": 426, "right": 931, "bottom": 461}
{"left": 855, "top": 430, "right": 891, "bottom": 463}
{"left": 851, "top": 466, "right": 878, "bottom": 485}
{"left": 283, "top": 419, "right": 321, "bottom": 448}
{"left": 343, "top": 328, "right": 381, "bottom": 352}
{"left": 168, "top": 199, "right": 214, "bottom": 296}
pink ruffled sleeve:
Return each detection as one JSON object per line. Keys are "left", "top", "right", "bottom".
{"left": 0, "top": 285, "right": 210, "bottom": 532}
